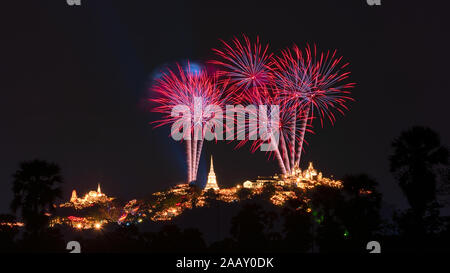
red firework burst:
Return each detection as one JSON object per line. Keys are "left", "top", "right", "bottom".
{"left": 272, "top": 44, "right": 355, "bottom": 167}
{"left": 150, "top": 62, "right": 233, "bottom": 183}
{"left": 232, "top": 87, "right": 313, "bottom": 175}
{"left": 211, "top": 35, "right": 273, "bottom": 94}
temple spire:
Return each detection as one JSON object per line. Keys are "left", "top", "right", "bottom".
{"left": 97, "top": 183, "right": 101, "bottom": 194}
{"left": 210, "top": 156, "right": 214, "bottom": 173}
{"left": 205, "top": 155, "right": 219, "bottom": 191}
{"left": 70, "top": 190, "right": 78, "bottom": 203}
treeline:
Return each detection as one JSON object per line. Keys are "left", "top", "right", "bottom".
{"left": 0, "top": 126, "right": 449, "bottom": 252}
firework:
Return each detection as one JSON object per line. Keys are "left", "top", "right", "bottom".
{"left": 211, "top": 35, "right": 295, "bottom": 172}
{"left": 150, "top": 37, "right": 355, "bottom": 179}
{"left": 233, "top": 87, "right": 313, "bottom": 175}
{"left": 272, "top": 44, "right": 355, "bottom": 169}
{"left": 211, "top": 35, "right": 273, "bottom": 95}
{"left": 151, "top": 63, "right": 232, "bottom": 183}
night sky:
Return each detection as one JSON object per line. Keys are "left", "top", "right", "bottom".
{"left": 1, "top": 0, "right": 449, "bottom": 214}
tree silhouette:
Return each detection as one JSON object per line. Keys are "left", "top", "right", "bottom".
{"left": 230, "top": 203, "right": 277, "bottom": 251}
{"left": 260, "top": 183, "right": 277, "bottom": 200}
{"left": 149, "top": 224, "right": 206, "bottom": 252}
{"left": 282, "top": 198, "right": 312, "bottom": 252}
{"left": 308, "top": 186, "right": 347, "bottom": 252}
{"left": 340, "top": 174, "right": 382, "bottom": 251}
{"left": 204, "top": 188, "right": 218, "bottom": 201}
{"left": 236, "top": 187, "right": 252, "bottom": 200}
{"left": 390, "top": 127, "right": 448, "bottom": 216}
{"left": 10, "top": 159, "right": 63, "bottom": 234}
{"left": 342, "top": 174, "right": 378, "bottom": 198}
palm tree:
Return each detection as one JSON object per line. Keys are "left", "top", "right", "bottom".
{"left": 390, "top": 126, "right": 448, "bottom": 216}
{"left": 11, "top": 159, "right": 63, "bottom": 234}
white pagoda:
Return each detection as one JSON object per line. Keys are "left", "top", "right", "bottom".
{"left": 204, "top": 156, "right": 219, "bottom": 191}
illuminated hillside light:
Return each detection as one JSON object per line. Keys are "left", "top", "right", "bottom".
{"left": 242, "top": 162, "right": 343, "bottom": 191}
{"left": 60, "top": 184, "right": 114, "bottom": 210}
{"left": 52, "top": 160, "right": 345, "bottom": 229}
{"left": 51, "top": 185, "right": 114, "bottom": 230}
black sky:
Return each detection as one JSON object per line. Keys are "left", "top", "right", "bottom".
{"left": 0, "top": 0, "right": 449, "bottom": 213}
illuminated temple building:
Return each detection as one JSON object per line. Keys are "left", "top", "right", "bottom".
{"left": 52, "top": 162, "right": 344, "bottom": 229}
{"left": 204, "top": 156, "right": 219, "bottom": 191}
{"left": 242, "top": 162, "right": 343, "bottom": 190}
{"left": 50, "top": 184, "right": 115, "bottom": 230}
{"left": 60, "top": 183, "right": 114, "bottom": 209}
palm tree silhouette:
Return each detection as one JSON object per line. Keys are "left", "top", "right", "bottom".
{"left": 10, "top": 159, "right": 63, "bottom": 234}
{"left": 390, "top": 126, "right": 448, "bottom": 216}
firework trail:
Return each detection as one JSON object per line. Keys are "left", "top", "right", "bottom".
{"left": 212, "top": 35, "right": 287, "bottom": 172}
{"left": 232, "top": 87, "right": 312, "bottom": 175}
{"left": 211, "top": 36, "right": 320, "bottom": 175}
{"left": 150, "top": 63, "right": 232, "bottom": 183}
{"left": 149, "top": 37, "right": 355, "bottom": 178}
{"left": 272, "top": 44, "right": 355, "bottom": 169}
{"left": 238, "top": 90, "right": 286, "bottom": 174}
